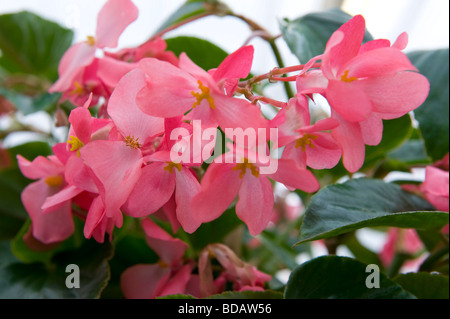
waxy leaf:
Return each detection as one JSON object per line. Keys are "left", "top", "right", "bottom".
{"left": 408, "top": 49, "right": 449, "bottom": 161}
{"left": 0, "top": 239, "right": 113, "bottom": 298}
{"left": 298, "top": 178, "right": 448, "bottom": 244}
{"left": 280, "top": 8, "right": 373, "bottom": 63}
{"left": 0, "top": 11, "right": 73, "bottom": 80}
{"left": 165, "top": 36, "right": 228, "bottom": 71}
{"left": 285, "top": 256, "right": 415, "bottom": 299}
{"left": 394, "top": 272, "right": 449, "bottom": 299}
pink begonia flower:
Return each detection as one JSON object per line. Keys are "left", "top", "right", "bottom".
{"left": 123, "top": 117, "right": 204, "bottom": 233}
{"left": 296, "top": 15, "right": 430, "bottom": 172}
{"left": 49, "top": 0, "right": 138, "bottom": 94}
{"left": 80, "top": 69, "right": 164, "bottom": 229}
{"left": 121, "top": 219, "right": 200, "bottom": 299}
{"left": 135, "top": 45, "right": 268, "bottom": 132}
{"left": 198, "top": 243, "right": 271, "bottom": 297}
{"left": 379, "top": 228, "right": 424, "bottom": 269}
{"left": 272, "top": 95, "right": 341, "bottom": 170}
{"left": 191, "top": 144, "right": 319, "bottom": 236}
{"left": 17, "top": 145, "right": 78, "bottom": 244}
{"left": 420, "top": 166, "right": 449, "bottom": 213}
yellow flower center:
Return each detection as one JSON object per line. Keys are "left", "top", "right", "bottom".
{"left": 232, "top": 158, "right": 260, "bottom": 179}
{"left": 85, "top": 35, "right": 96, "bottom": 46}
{"left": 295, "top": 133, "right": 318, "bottom": 151}
{"left": 67, "top": 136, "right": 84, "bottom": 157}
{"left": 69, "top": 81, "right": 84, "bottom": 96}
{"left": 44, "top": 175, "right": 64, "bottom": 187}
{"left": 163, "top": 162, "right": 182, "bottom": 174}
{"left": 340, "top": 70, "right": 358, "bottom": 83}
{"left": 124, "top": 136, "right": 142, "bottom": 149}
{"left": 191, "top": 80, "right": 215, "bottom": 109}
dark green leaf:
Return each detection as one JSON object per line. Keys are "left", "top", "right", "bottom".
{"left": 285, "top": 255, "right": 415, "bottom": 299}
{"left": 394, "top": 272, "right": 449, "bottom": 299}
{"left": 363, "top": 114, "right": 413, "bottom": 169}
{"left": 0, "top": 142, "right": 53, "bottom": 239}
{"left": 343, "top": 233, "right": 384, "bottom": 270}
{"left": 0, "top": 11, "right": 73, "bottom": 80}
{"left": 207, "top": 290, "right": 284, "bottom": 299}
{"left": 0, "top": 239, "right": 113, "bottom": 298}
{"left": 0, "top": 88, "right": 61, "bottom": 115}
{"left": 157, "top": 294, "right": 197, "bottom": 299}
{"left": 408, "top": 49, "right": 449, "bottom": 161}
{"left": 298, "top": 178, "right": 448, "bottom": 244}
{"left": 165, "top": 36, "right": 228, "bottom": 71}
{"left": 280, "top": 8, "right": 373, "bottom": 63}
{"left": 387, "top": 139, "right": 431, "bottom": 165}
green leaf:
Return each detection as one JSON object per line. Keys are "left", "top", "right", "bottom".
{"left": 165, "top": 36, "right": 229, "bottom": 71}
{"left": 363, "top": 114, "right": 413, "bottom": 169}
{"left": 387, "top": 138, "right": 431, "bottom": 165}
{"left": 0, "top": 239, "right": 113, "bottom": 298}
{"left": 0, "top": 88, "right": 61, "bottom": 115}
{"left": 0, "top": 142, "right": 53, "bottom": 239}
{"left": 298, "top": 178, "right": 448, "bottom": 244}
{"left": 394, "top": 272, "right": 449, "bottom": 299}
{"left": 0, "top": 11, "right": 73, "bottom": 80}
{"left": 280, "top": 8, "right": 373, "bottom": 63}
{"left": 155, "top": 0, "right": 231, "bottom": 34}
{"left": 207, "top": 290, "right": 284, "bottom": 299}
{"left": 285, "top": 256, "right": 415, "bottom": 299}
{"left": 408, "top": 49, "right": 449, "bottom": 161}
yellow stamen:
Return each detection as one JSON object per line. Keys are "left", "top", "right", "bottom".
{"left": 232, "top": 158, "right": 260, "bottom": 179}
{"left": 85, "top": 35, "right": 96, "bottom": 46}
{"left": 67, "top": 136, "right": 84, "bottom": 157}
{"left": 69, "top": 81, "right": 84, "bottom": 96}
{"left": 191, "top": 80, "right": 215, "bottom": 109}
{"left": 163, "top": 162, "right": 182, "bottom": 174}
{"left": 340, "top": 70, "right": 358, "bottom": 83}
{"left": 44, "top": 175, "right": 63, "bottom": 187}
{"left": 157, "top": 260, "right": 168, "bottom": 268}
{"left": 295, "top": 133, "right": 318, "bottom": 151}
{"left": 124, "top": 136, "right": 141, "bottom": 149}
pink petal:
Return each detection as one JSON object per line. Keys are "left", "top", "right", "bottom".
{"left": 236, "top": 175, "right": 274, "bottom": 236}
{"left": 213, "top": 45, "right": 254, "bottom": 82}
{"left": 80, "top": 140, "right": 143, "bottom": 218}
{"left": 108, "top": 68, "right": 164, "bottom": 142}
{"left": 358, "top": 39, "right": 391, "bottom": 54}
{"left": 213, "top": 95, "right": 268, "bottom": 133}
{"left": 136, "top": 58, "right": 197, "bottom": 117}
{"left": 49, "top": 42, "right": 96, "bottom": 93}
{"left": 323, "top": 15, "right": 366, "bottom": 78}
{"left": 306, "top": 133, "right": 342, "bottom": 169}
{"left": 175, "top": 167, "right": 202, "bottom": 233}
{"left": 95, "top": 0, "right": 139, "bottom": 49}
{"left": 331, "top": 111, "right": 365, "bottom": 173}
{"left": 158, "top": 264, "right": 192, "bottom": 297}
{"left": 68, "top": 107, "right": 92, "bottom": 144}
{"left": 191, "top": 163, "right": 242, "bottom": 223}
{"left": 360, "top": 113, "right": 384, "bottom": 146}
{"left": 142, "top": 218, "right": 188, "bottom": 266}
{"left": 21, "top": 180, "right": 74, "bottom": 244}
{"left": 122, "top": 162, "right": 175, "bottom": 218}
{"left": 355, "top": 72, "right": 430, "bottom": 115}
{"left": 327, "top": 80, "right": 373, "bottom": 122}
{"left": 392, "top": 32, "right": 409, "bottom": 50}
{"left": 345, "top": 47, "right": 417, "bottom": 79}
{"left": 97, "top": 56, "right": 137, "bottom": 88}
{"left": 267, "top": 159, "right": 320, "bottom": 192}
{"left": 120, "top": 264, "right": 171, "bottom": 299}
{"left": 83, "top": 195, "right": 105, "bottom": 239}
{"left": 421, "top": 166, "right": 450, "bottom": 197}
{"left": 296, "top": 69, "right": 328, "bottom": 95}
{"left": 17, "top": 155, "right": 63, "bottom": 180}
{"left": 41, "top": 185, "right": 83, "bottom": 214}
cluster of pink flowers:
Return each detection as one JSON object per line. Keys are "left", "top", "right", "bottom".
{"left": 16, "top": 0, "right": 433, "bottom": 297}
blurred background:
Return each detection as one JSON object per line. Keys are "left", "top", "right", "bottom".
{"left": 0, "top": 0, "right": 448, "bottom": 282}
